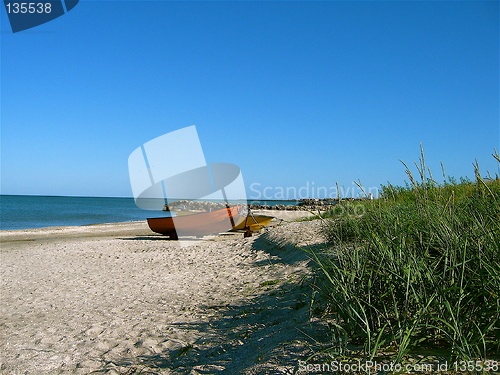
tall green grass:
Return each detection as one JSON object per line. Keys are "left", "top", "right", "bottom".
{"left": 308, "top": 147, "right": 500, "bottom": 364}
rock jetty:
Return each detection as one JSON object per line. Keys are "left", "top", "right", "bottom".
{"left": 163, "top": 200, "right": 229, "bottom": 212}
{"left": 249, "top": 199, "right": 336, "bottom": 211}
{"left": 164, "top": 198, "right": 367, "bottom": 212}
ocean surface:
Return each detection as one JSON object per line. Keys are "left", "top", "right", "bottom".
{"left": 0, "top": 195, "right": 300, "bottom": 230}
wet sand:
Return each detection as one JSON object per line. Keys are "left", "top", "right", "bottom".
{"left": 0, "top": 211, "right": 328, "bottom": 374}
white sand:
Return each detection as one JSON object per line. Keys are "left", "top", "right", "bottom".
{"left": 0, "top": 212, "right": 328, "bottom": 374}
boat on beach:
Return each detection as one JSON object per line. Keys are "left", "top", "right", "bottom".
{"left": 147, "top": 205, "right": 276, "bottom": 239}
{"left": 147, "top": 205, "right": 243, "bottom": 239}
{"left": 232, "top": 214, "right": 275, "bottom": 232}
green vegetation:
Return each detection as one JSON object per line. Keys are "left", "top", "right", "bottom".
{"left": 306, "top": 147, "right": 500, "bottom": 365}
{"left": 259, "top": 279, "right": 282, "bottom": 287}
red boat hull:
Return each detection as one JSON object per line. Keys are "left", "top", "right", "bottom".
{"left": 147, "top": 206, "right": 241, "bottom": 239}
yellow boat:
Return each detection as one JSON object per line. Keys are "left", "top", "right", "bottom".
{"left": 232, "top": 214, "right": 274, "bottom": 231}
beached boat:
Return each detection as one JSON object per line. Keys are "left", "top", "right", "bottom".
{"left": 232, "top": 214, "right": 274, "bottom": 232}
{"left": 147, "top": 206, "right": 242, "bottom": 239}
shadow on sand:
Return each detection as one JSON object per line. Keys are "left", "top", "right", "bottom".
{"left": 100, "top": 234, "right": 330, "bottom": 374}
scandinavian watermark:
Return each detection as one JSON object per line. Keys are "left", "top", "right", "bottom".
{"left": 249, "top": 182, "right": 378, "bottom": 200}
{"left": 128, "top": 126, "right": 247, "bottom": 245}
{"left": 3, "top": 0, "right": 79, "bottom": 33}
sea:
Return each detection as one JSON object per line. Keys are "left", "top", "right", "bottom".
{"left": 0, "top": 195, "right": 300, "bottom": 230}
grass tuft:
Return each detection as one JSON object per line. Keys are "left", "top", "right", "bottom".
{"left": 306, "top": 147, "right": 500, "bottom": 365}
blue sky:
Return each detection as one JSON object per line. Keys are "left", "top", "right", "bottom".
{"left": 1, "top": 0, "right": 498, "bottom": 199}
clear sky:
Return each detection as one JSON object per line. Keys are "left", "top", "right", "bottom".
{"left": 1, "top": 0, "right": 498, "bottom": 199}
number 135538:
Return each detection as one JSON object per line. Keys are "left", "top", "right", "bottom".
{"left": 5, "top": 2, "right": 52, "bottom": 13}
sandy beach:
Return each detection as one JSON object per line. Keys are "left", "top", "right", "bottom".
{"left": 0, "top": 211, "right": 328, "bottom": 374}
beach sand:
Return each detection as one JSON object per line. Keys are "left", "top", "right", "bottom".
{"left": 0, "top": 211, "right": 329, "bottom": 374}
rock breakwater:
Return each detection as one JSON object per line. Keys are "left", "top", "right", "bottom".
{"left": 164, "top": 199, "right": 365, "bottom": 212}
{"left": 163, "top": 200, "right": 229, "bottom": 212}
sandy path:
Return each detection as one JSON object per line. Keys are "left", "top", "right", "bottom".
{"left": 0, "top": 215, "right": 327, "bottom": 374}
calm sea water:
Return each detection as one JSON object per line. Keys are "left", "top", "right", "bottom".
{"left": 0, "top": 195, "right": 300, "bottom": 230}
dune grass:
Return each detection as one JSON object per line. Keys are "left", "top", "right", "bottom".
{"left": 306, "top": 147, "right": 500, "bottom": 366}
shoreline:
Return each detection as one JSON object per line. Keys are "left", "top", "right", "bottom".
{"left": 0, "top": 214, "right": 326, "bottom": 374}
{"left": 0, "top": 220, "right": 152, "bottom": 242}
{"left": 0, "top": 210, "right": 316, "bottom": 243}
